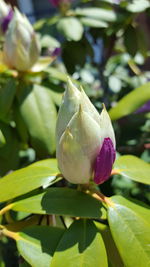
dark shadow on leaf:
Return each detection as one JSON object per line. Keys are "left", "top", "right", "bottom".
{"left": 55, "top": 219, "right": 99, "bottom": 253}
{"left": 41, "top": 187, "right": 102, "bottom": 218}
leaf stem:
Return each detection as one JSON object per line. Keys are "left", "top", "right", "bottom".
{"left": 0, "top": 204, "right": 13, "bottom": 216}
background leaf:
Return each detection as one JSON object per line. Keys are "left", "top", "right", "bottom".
{"left": 108, "top": 196, "right": 150, "bottom": 267}
{"left": 124, "top": 25, "right": 138, "bottom": 57}
{"left": 51, "top": 219, "right": 108, "bottom": 267}
{"left": 75, "top": 8, "right": 116, "bottom": 22}
{"left": 0, "top": 122, "right": 20, "bottom": 176}
{"left": 109, "top": 82, "right": 150, "bottom": 120}
{"left": 17, "top": 83, "right": 57, "bottom": 157}
{"left": 114, "top": 155, "right": 150, "bottom": 185}
{"left": 57, "top": 17, "right": 84, "bottom": 41}
{"left": 80, "top": 18, "right": 108, "bottom": 28}
{"left": 0, "top": 78, "right": 16, "bottom": 122}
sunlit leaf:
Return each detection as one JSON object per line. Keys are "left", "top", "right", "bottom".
{"left": 96, "top": 222, "right": 124, "bottom": 267}
{"left": 16, "top": 226, "right": 64, "bottom": 267}
{"left": 114, "top": 155, "right": 150, "bottom": 185}
{"left": 108, "top": 196, "right": 150, "bottom": 267}
{"left": 75, "top": 8, "right": 116, "bottom": 22}
{"left": 51, "top": 220, "right": 108, "bottom": 267}
{"left": 109, "top": 82, "right": 150, "bottom": 120}
{"left": 0, "top": 159, "right": 59, "bottom": 202}
{"left": 57, "top": 17, "right": 84, "bottom": 41}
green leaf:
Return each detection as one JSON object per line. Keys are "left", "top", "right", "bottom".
{"left": 80, "top": 17, "right": 108, "bottom": 28}
{"left": 109, "top": 82, "right": 150, "bottom": 120}
{"left": 51, "top": 219, "right": 108, "bottom": 267}
{"left": 9, "top": 188, "right": 103, "bottom": 218}
{"left": 108, "top": 196, "right": 150, "bottom": 267}
{"left": 44, "top": 67, "right": 80, "bottom": 85}
{"left": 16, "top": 226, "right": 64, "bottom": 267}
{"left": 0, "top": 159, "right": 59, "bottom": 202}
{"left": 124, "top": 25, "right": 138, "bottom": 57}
{"left": 109, "top": 196, "right": 150, "bottom": 224}
{"left": 0, "top": 130, "right": 6, "bottom": 148}
{"left": 31, "top": 56, "right": 55, "bottom": 72}
{"left": 75, "top": 8, "right": 116, "bottom": 22}
{"left": 17, "top": 83, "right": 57, "bottom": 156}
{"left": 114, "top": 155, "right": 150, "bottom": 185}
{"left": 0, "top": 78, "right": 16, "bottom": 121}
{"left": 127, "top": 0, "right": 150, "bottom": 13}
{"left": 57, "top": 17, "right": 84, "bottom": 41}
{"left": 96, "top": 223, "right": 124, "bottom": 267}
{"left": 13, "top": 102, "right": 28, "bottom": 143}
{"left": 0, "top": 122, "right": 20, "bottom": 176}
{"left": 62, "top": 38, "right": 93, "bottom": 74}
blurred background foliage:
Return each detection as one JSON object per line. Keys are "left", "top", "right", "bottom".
{"left": 0, "top": 0, "right": 150, "bottom": 204}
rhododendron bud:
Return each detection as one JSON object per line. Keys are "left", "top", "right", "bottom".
{"left": 56, "top": 78, "right": 116, "bottom": 184}
{"left": 3, "top": 8, "right": 40, "bottom": 71}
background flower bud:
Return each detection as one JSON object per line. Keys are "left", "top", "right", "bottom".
{"left": 56, "top": 79, "right": 116, "bottom": 184}
{"left": 3, "top": 8, "right": 40, "bottom": 71}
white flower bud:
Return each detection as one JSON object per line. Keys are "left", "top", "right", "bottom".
{"left": 3, "top": 8, "right": 40, "bottom": 71}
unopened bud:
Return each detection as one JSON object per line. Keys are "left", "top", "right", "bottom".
{"left": 3, "top": 8, "right": 40, "bottom": 71}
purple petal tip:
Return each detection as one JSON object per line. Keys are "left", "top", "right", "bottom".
{"left": 94, "top": 137, "right": 116, "bottom": 185}
{"left": 1, "top": 9, "right": 13, "bottom": 33}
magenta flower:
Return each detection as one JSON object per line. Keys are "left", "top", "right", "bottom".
{"left": 94, "top": 138, "right": 116, "bottom": 184}
{"left": 1, "top": 9, "right": 13, "bottom": 33}
{"left": 48, "top": 0, "right": 71, "bottom": 7}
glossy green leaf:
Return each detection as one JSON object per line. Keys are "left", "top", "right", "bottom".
{"left": 57, "top": 17, "right": 84, "bottom": 41}
{"left": 108, "top": 196, "right": 150, "bottom": 267}
{"left": 124, "top": 25, "right": 138, "bottom": 57}
{"left": 51, "top": 219, "right": 108, "bottom": 267}
{"left": 0, "top": 159, "right": 59, "bottom": 202}
{"left": 16, "top": 226, "right": 64, "bottom": 267}
{"left": 75, "top": 8, "right": 116, "bottom": 22}
{"left": 0, "top": 122, "right": 20, "bottom": 176}
{"left": 45, "top": 67, "right": 80, "bottom": 85}
{"left": 109, "top": 82, "right": 150, "bottom": 120}
{"left": 14, "top": 102, "right": 28, "bottom": 143}
{"left": 9, "top": 188, "right": 103, "bottom": 218}
{"left": 109, "top": 196, "right": 150, "bottom": 224}
{"left": 80, "top": 17, "right": 108, "bottom": 28}
{"left": 0, "top": 78, "right": 16, "bottom": 121}
{"left": 114, "top": 155, "right": 150, "bottom": 185}
{"left": 96, "top": 222, "right": 123, "bottom": 267}
{"left": 17, "top": 83, "right": 57, "bottom": 156}
{"left": 0, "top": 130, "right": 6, "bottom": 148}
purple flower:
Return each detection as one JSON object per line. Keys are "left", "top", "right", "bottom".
{"left": 1, "top": 9, "right": 13, "bottom": 33}
{"left": 49, "top": 0, "right": 60, "bottom": 7}
{"left": 51, "top": 47, "right": 61, "bottom": 57}
{"left": 135, "top": 100, "right": 150, "bottom": 114}
{"left": 48, "top": 0, "right": 71, "bottom": 7}
{"left": 94, "top": 137, "right": 116, "bottom": 185}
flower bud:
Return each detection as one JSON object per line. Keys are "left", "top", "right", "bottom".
{"left": 3, "top": 8, "right": 40, "bottom": 71}
{"left": 56, "top": 78, "right": 116, "bottom": 184}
